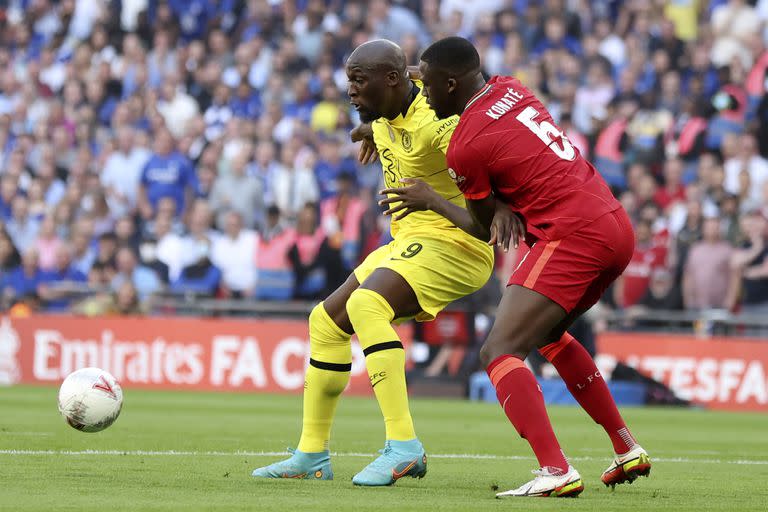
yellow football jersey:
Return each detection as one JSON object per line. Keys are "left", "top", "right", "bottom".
{"left": 373, "top": 81, "right": 464, "bottom": 238}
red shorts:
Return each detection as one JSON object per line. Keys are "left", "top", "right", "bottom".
{"left": 508, "top": 208, "right": 634, "bottom": 313}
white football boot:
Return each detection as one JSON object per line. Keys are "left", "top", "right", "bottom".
{"left": 496, "top": 465, "right": 584, "bottom": 498}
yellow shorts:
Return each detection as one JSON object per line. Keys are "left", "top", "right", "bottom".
{"left": 353, "top": 229, "right": 494, "bottom": 322}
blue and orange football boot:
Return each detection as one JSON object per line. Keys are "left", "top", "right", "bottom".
{"left": 252, "top": 448, "right": 333, "bottom": 480}
{"left": 352, "top": 439, "right": 427, "bottom": 486}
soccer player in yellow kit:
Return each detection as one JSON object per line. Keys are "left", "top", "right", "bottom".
{"left": 252, "top": 40, "right": 496, "bottom": 486}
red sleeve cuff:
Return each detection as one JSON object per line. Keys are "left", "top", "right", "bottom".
{"left": 462, "top": 190, "right": 492, "bottom": 200}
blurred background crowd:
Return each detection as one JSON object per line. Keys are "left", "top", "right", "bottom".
{"left": 1, "top": 0, "right": 768, "bottom": 324}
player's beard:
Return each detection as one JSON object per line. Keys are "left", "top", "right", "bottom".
{"left": 357, "top": 107, "right": 381, "bottom": 123}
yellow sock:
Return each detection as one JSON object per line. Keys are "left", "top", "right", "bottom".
{"left": 297, "top": 302, "right": 351, "bottom": 453}
{"left": 347, "top": 288, "right": 416, "bottom": 441}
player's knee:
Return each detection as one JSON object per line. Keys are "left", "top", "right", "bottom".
{"left": 479, "top": 331, "right": 533, "bottom": 367}
{"left": 309, "top": 302, "right": 350, "bottom": 348}
{"left": 308, "top": 303, "right": 327, "bottom": 345}
{"left": 346, "top": 288, "right": 394, "bottom": 330}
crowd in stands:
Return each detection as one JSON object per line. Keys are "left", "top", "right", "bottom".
{"left": 1, "top": 0, "right": 768, "bottom": 320}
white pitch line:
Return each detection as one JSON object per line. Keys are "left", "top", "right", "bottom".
{"left": 1, "top": 449, "right": 767, "bottom": 466}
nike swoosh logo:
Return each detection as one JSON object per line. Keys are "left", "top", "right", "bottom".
{"left": 280, "top": 472, "right": 308, "bottom": 479}
{"left": 371, "top": 378, "right": 387, "bottom": 388}
{"left": 392, "top": 459, "right": 418, "bottom": 479}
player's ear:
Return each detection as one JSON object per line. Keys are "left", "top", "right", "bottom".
{"left": 447, "top": 77, "right": 457, "bottom": 93}
{"left": 386, "top": 70, "right": 400, "bottom": 86}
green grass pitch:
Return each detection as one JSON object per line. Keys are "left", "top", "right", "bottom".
{"left": 2, "top": 385, "right": 767, "bottom": 511}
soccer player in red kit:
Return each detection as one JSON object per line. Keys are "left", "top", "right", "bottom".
{"left": 381, "top": 37, "right": 651, "bottom": 498}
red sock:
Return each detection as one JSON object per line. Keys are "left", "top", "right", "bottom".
{"left": 486, "top": 355, "right": 569, "bottom": 473}
{"left": 540, "top": 333, "right": 636, "bottom": 454}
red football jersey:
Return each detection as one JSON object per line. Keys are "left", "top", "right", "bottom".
{"left": 447, "top": 76, "right": 621, "bottom": 241}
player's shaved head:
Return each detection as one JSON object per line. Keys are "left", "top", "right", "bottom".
{"left": 346, "top": 39, "right": 412, "bottom": 122}
{"left": 346, "top": 39, "right": 407, "bottom": 74}
{"left": 418, "top": 37, "right": 486, "bottom": 119}
{"left": 420, "top": 36, "right": 480, "bottom": 77}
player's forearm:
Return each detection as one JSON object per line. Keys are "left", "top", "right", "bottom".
{"left": 430, "top": 196, "right": 490, "bottom": 242}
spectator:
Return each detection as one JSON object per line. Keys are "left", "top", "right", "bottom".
{"left": 723, "top": 133, "right": 768, "bottom": 205}
{"left": 683, "top": 216, "right": 734, "bottom": 310}
{"left": 35, "top": 159, "right": 66, "bottom": 208}
{"left": 211, "top": 211, "right": 258, "bottom": 299}
{"left": 289, "top": 203, "right": 345, "bottom": 299}
{"left": 37, "top": 245, "right": 88, "bottom": 312}
{"left": 654, "top": 157, "right": 687, "bottom": 210}
{"left": 673, "top": 198, "right": 704, "bottom": 278}
{"left": 111, "top": 245, "right": 162, "bottom": 301}
{"left": 573, "top": 57, "right": 614, "bottom": 136}
{"left": 112, "top": 216, "right": 140, "bottom": 252}
{"left": 5, "top": 196, "right": 40, "bottom": 255}
{"left": 156, "top": 73, "right": 200, "bottom": 139}
{"left": 593, "top": 97, "right": 636, "bottom": 189}
{"left": 314, "top": 135, "right": 358, "bottom": 200}
{"left": 261, "top": 205, "right": 287, "bottom": 242}
{"left": 711, "top": 0, "right": 761, "bottom": 69}
{"left": 632, "top": 268, "right": 684, "bottom": 312}
{"left": 256, "top": 206, "right": 296, "bottom": 301}
{"left": 112, "top": 281, "right": 145, "bottom": 315}
{"left": 230, "top": 81, "right": 262, "bottom": 120}
{"left": 26, "top": 180, "right": 49, "bottom": 221}
{"left": 249, "top": 140, "right": 280, "bottom": 205}
{"left": 369, "top": 0, "right": 430, "bottom": 49}
{"left": 1, "top": 249, "right": 45, "bottom": 306}
{"left": 138, "top": 128, "right": 195, "bottom": 219}
{"left": 33, "top": 214, "right": 65, "bottom": 272}
{"left": 209, "top": 146, "right": 264, "bottom": 230}
{"left": 70, "top": 221, "right": 96, "bottom": 276}
{"left": 729, "top": 210, "right": 768, "bottom": 314}
{"left": 171, "top": 237, "right": 222, "bottom": 297}
{"left": 271, "top": 143, "right": 320, "bottom": 221}
{"left": 148, "top": 213, "right": 183, "bottom": 284}
{"left": 701, "top": 154, "right": 730, "bottom": 210}
{"left": 320, "top": 172, "right": 365, "bottom": 270}
{"left": 0, "top": 228, "right": 21, "bottom": 273}
{"left": 101, "top": 126, "right": 151, "bottom": 218}
{"left": 177, "top": 200, "right": 218, "bottom": 279}
{"left": 203, "top": 83, "right": 234, "bottom": 142}
{"left": 614, "top": 220, "right": 668, "bottom": 308}
{"left": 0, "top": 174, "right": 18, "bottom": 221}
{"left": 95, "top": 232, "right": 119, "bottom": 268}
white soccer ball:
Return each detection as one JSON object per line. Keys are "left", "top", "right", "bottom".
{"left": 58, "top": 368, "right": 123, "bottom": 433}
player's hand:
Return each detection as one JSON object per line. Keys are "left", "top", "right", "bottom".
{"left": 350, "top": 123, "right": 378, "bottom": 164}
{"left": 379, "top": 178, "right": 439, "bottom": 221}
{"left": 357, "top": 138, "right": 379, "bottom": 165}
{"left": 488, "top": 202, "right": 526, "bottom": 251}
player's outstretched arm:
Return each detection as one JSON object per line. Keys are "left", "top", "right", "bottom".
{"left": 380, "top": 178, "right": 524, "bottom": 249}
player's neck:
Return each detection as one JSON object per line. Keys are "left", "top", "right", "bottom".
{"left": 458, "top": 74, "right": 489, "bottom": 114}
{"left": 388, "top": 80, "right": 418, "bottom": 120}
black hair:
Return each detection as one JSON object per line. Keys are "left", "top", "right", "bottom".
{"left": 420, "top": 37, "right": 480, "bottom": 76}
